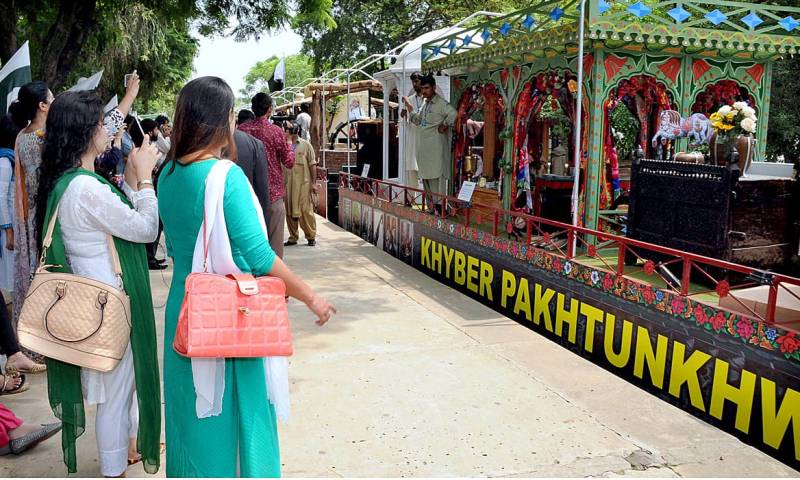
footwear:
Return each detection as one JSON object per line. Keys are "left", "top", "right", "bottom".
{"left": 156, "top": 258, "right": 167, "bottom": 265}
{"left": 148, "top": 261, "right": 168, "bottom": 270}
{"left": 0, "top": 373, "right": 28, "bottom": 396}
{"left": 284, "top": 240, "right": 298, "bottom": 246}
{"left": 307, "top": 239, "right": 316, "bottom": 246}
{"left": 9, "top": 422, "right": 62, "bottom": 454}
{"left": 5, "top": 355, "right": 46, "bottom": 374}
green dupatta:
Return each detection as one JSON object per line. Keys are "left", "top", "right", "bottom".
{"left": 41, "top": 168, "right": 161, "bottom": 474}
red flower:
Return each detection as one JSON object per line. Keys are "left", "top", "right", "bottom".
{"left": 643, "top": 260, "right": 655, "bottom": 276}
{"left": 506, "top": 221, "right": 513, "bottom": 234}
{"left": 642, "top": 287, "right": 655, "bottom": 304}
{"left": 554, "top": 258, "right": 562, "bottom": 272}
{"left": 588, "top": 245, "right": 597, "bottom": 257}
{"left": 694, "top": 305, "right": 709, "bottom": 324}
{"left": 671, "top": 297, "right": 686, "bottom": 315}
{"left": 527, "top": 248, "right": 536, "bottom": 260}
{"left": 716, "top": 280, "right": 730, "bottom": 299}
{"left": 777, "top": 333, "right": 800, "bottom": 354}
{"left": 710, "top": 312, "right": 726, "bottom": 331}
{"left": 736, "top": 319, "right": 754, "bottom": 339}
{"left": 472, "top": 230, "right": 479, "bottom": 240}
{"left": 602, "top": 274, "right": 614, "bottom": 290}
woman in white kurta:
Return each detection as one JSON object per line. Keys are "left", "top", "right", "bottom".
{"left": 0, "top": 141, "right": 14, "bottom": 292}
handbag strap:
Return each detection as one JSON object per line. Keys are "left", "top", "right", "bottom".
{"left": 41, "top": 203, "right": 124, "bottom": 278}
{"left": 199, "top": 160, "right": 234, "bottom": 272}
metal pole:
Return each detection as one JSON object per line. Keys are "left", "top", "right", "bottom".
{"left": 346, "top": 70, "right": 352, "bottom": 171}
{"left": 570, "top": 0, "right": 587, "bottom": 255}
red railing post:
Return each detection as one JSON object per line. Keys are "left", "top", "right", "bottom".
{"left": 526, "top": 219, "right": 533, "bottom": 246}
{"left": 465, "top": 207, "right": 470, "bottom": 228}
{"left": 441, "top": 197, "right": 446, "bottom": 218}
{"left": 617, "top": 244, "right": 625, "bottom": 275}
{"left": 493, "top": 211, "right": 499, "bottom": 236}
{"left": 681, "top": 259, "right": 692, "bottom": 296}
{"left": 767, "top": 281, "right": 779, "bottom": 324}
{"left": 567, "top": 230, "right": 575, "bottom": 258}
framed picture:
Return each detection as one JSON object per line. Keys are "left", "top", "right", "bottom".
{"left": 384, "top": 214, "right": 398, "bottom": 257}
{"left": 373, "top": 209, "right": 384, "bottom": 247}
{"left": 341, "top": 198, "right": 351, "bottom": 230}
{"left": 352, "top": 201, "right": 362, "bottom": 237}
{"left": 400, "top": 219, "right": 414, "bottom": 265}
{"left": 361, "top": 205, "right": 373, "bottom": 242}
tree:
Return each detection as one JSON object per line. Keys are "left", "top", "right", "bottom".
{"left": 5, "top": 0, "right": 334, "bottom": 95}
{"left": 240, "top": 53, "right": 315, "bottom": 101}
{"left": 295, "top": 0, "right": 528, "bottom": 75}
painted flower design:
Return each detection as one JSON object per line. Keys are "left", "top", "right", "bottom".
{"left": 564, "top": 262, "right": 573, "bottom": 274}
{"left": 591, "top": 271, "right": 600, "bottom": 285}
{"left": 735, "top": 319, "right": 754, "bottom": 339}
{"left": 766, "top": 328, "right": 778, "bottom": 342}
{"left": 449, "top": 224, "right": 455, "bottom": 234}
{"left": 553, "top": 258, "right": 562, "bottom": 273}
{"left": 694, "top": 305, "right": 709, "bottom": 324}
{"left": 671, "top": 297, "right": 686, "bottom": 315}
{"left": 710, "top": 312, "right": 726, "bottom": 331}
{"left": 526, "top": 248, "right": 536, "bottom": 260}
{"left": 642, "top": 286, "right": 655, "bottom": 304}
{"left": 777, "top": 332, "right": 800, "bottom": 354}
{"left": 655, "top": 290, "right": 664, "bottom": 302}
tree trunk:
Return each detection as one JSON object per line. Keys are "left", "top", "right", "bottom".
{"left": 39, "top": 0, "right": 98, "bottom": 90}
{"left": 0, "top": 0, "right": 18, "bottom": 64}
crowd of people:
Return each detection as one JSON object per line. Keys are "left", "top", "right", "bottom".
{"left": 0, "top": 71, "right": 336, "bottom": 477}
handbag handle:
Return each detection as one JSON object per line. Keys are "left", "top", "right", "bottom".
{"left": 43, "top": 281, "right": 108, "bottom": 343}
{"left": 40, "top": 204, "right": 124, "bottom": 282}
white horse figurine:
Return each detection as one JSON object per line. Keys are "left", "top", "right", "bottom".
{"left": 651, "top": 110, "right": 711, "bottom": 147}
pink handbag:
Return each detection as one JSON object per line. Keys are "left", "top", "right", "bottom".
{"left": 173, "top": 213, "right": 292, "bottom": 358}
{"left": 174, "top": 273, "right": 292, "bottom": 358}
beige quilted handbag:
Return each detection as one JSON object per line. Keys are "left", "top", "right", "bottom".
{"left": 18, "top": 205, "right": 131, "bottom": 372}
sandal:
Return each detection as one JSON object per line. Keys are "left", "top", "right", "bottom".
{"left": 5, "top": 356, "right": 47, "bottom": 375}
{"left": 9, "top": 422, "right": 62, "bottom": 454}
{"left": 0, "top": 373, "right": 28, "bottom": 395}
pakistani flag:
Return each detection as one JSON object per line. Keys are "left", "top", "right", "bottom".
{"left": 67, "top": 70, "right": 103, "bottom": 92}
{"left": 268, "top": 58, "right": 285, "bottom": 92}
{"left": 0, "top": 41, "right": 32, "bottom": 114}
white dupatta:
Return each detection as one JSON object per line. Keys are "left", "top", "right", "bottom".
{"left": 189, "top": 159, "right": 290, "bottom": 422}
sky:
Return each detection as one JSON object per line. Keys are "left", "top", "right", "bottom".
{"left": 192, "top": 28, "right": 303, "bottom": 95}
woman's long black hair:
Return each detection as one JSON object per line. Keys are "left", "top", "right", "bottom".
{"left": 9, "top": 81, "right": 49, "bottom": 129}
{"left": 35, "top": 91, "right": 104, "bottom": 249}
{"left": 167, "top": 76, "right": 236, "bottom": 173}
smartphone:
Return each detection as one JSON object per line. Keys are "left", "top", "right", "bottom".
{"left": 124, "top": 74, "right": 133, "bottom": 87}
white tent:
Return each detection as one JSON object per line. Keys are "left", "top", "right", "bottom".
{"left": 374, "top": 13, "right": 501, "bottom": 185}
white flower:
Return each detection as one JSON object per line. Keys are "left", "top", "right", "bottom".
{"left": 733, "top": 101, "right": 747, "bottom": 111}
{"left": 743, "top": 106, "right": 756, "bottom": 119}
{"left": 741, "top": 117, "right": 756, "bottom": 133}
{"left": 719, "top": 105, "right": 733, "bottom": 115}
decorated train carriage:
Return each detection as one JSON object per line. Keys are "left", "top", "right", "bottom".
{"left": 423, "top": 0, "right": 800, "bottom": 260}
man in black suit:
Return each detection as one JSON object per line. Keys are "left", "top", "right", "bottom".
{"left": 233, "top": 128, "right": 271, "bottom": 232}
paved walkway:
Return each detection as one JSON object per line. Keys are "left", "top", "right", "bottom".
{"left": 1, "top": 218, "right": 796, "bottom": 477}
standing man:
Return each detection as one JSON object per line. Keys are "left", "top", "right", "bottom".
{"left": 295, "top": 103, "right": 311, "bottom": 141}
{"left": 400, "top": 72, "right": 423, "bottom": 188}
{"left": 282, "top": 122, "right": 318, "bottom": 247}
{"left": 403, "top": 74, "right": 456, "bottom": 211}
{"left": 239, "top": 92, "right": 295, "bottom": 258}
{"left": 234, "top": 129, "right": 270, "bottom": 228}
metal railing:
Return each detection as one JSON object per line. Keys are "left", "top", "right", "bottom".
{"left": 339, "top": 173, "right": 800, "bottom": 325}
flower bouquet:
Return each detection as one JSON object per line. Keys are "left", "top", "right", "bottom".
{"left": 708, "top": 102, "right": 757, "bottom": 172}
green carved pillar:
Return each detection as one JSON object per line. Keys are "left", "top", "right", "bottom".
{"left": 756, "top": 62, "right": 773, "bottom": 161}
{"left": 677, "top": 55, "right": 695, "bottom": 154}
{"left": 584, "top": 48, "right": 606, "bottom": 233}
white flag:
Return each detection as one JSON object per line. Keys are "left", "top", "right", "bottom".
{"left": 0, "top": 42, "right": 32, "bottom": 113}
{"left": 274, "top": 58, "right": 286, "bottom": 83}
{"left": 104, "top": 95, "right": 119, "bottom": 114}
{"left": 67, "top": 70, "right": 104, "bottom": 92}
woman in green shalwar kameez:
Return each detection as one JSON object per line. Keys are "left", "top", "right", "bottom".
{"left": 157, "top": 77, "right": 335, "bottom": 478}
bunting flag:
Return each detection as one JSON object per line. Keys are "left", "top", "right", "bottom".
{"left": 67, "top": 70, "right": 103, "bottom": 92}
{"left": 268, "top": 58, "right": 285, "bottom": 92}
{"left": 104, "top": 95, "right": 119, "bottom": 114}
{"left": 0, "top": 41, "right": 32, "bottom": 113}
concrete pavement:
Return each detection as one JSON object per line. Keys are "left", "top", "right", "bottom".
{"left": 1, "top": 217, "right": 796, "bottom": 477}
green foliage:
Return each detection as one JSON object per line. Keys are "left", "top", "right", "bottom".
{"left": 241, "top": 53, "right": 315, "bottom": 100}
{"left": 609, "top": 103, "right": 640, "bottom": 159}
{"left": 295, "top": 0, "right": 528, "bottom": 75}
